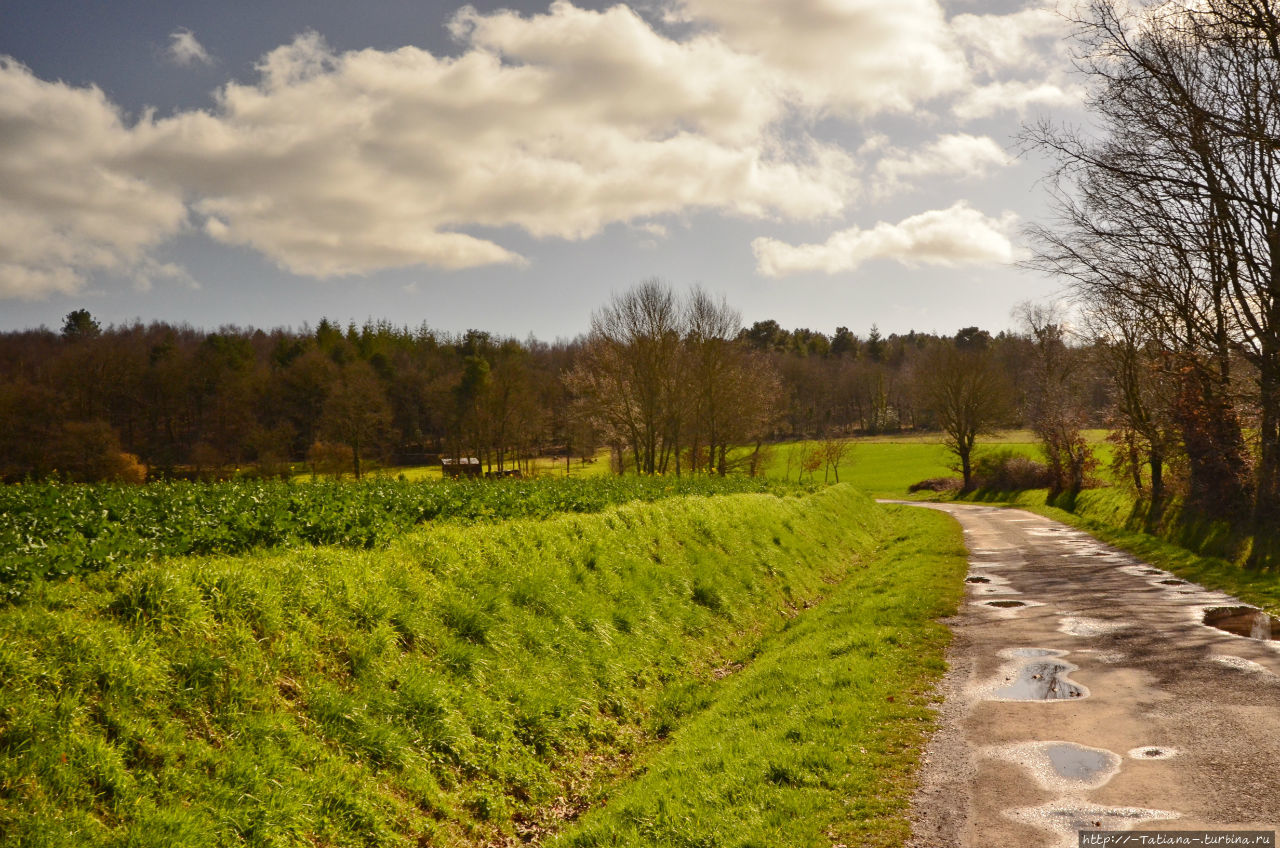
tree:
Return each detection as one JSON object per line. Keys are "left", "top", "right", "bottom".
{"left": 568, "top": 279, "right": 685, "bottom": 475}
{"left": 1019, "top": 305, "right": 1096, "bottom": 495}
{"left": 1023, "top": 0, "right": 1277, "bottom": 528}
{"left": 921, "top": 334, "right": 1008, "bottom": 490}
{"left": 320, "top": 361, "right": 392, "bottom": 479}
{"left": 60, "top": 309, "right": 100, "bottom": 341}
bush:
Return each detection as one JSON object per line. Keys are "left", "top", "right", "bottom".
{"left": 908, "top": 477, "right": 962, "bottom": 493}
{"left": 973, "top": 450, "right": 1053, "bottom": 491}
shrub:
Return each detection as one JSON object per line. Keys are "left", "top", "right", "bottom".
{"left": 908, "top": 477, "right": 962, "bottom": 493}
{"left": 973, "top": 450, "right": 1053, "bottom": 491}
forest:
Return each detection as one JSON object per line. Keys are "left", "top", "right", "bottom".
{"left": 0, "top": 286, "right": 1104, "bottom": 484}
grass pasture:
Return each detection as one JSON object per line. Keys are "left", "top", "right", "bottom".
{"left": 0, "top": 484, "right": 970, "bottom": 847}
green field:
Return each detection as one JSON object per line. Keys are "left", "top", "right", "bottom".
{"left": 0, "top": 484, "right": 968, "bottom": 847}
{"left": 756, "top": 430, "right": 1049, "bottom": 496}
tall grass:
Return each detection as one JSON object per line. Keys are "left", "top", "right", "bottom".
{"left": 553, "top": 504, "right": 967, "bottom": 848}
{"left": 0, "top": 485, "right": 884, "bottom": 847}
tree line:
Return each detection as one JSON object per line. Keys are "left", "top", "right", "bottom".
{"left": 0, "top": 283, "right": 1116, "bottom": 484}
{"left": 1024, "top": 0, "right": 1280, "bottom": 556}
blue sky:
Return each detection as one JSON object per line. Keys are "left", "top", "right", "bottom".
{"left": 0, "top": 0, "right": 1082, "bottom": 339}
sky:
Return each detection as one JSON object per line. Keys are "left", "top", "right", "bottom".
{"left": 0, "top": 0, "right": 1087, "bottom": 340}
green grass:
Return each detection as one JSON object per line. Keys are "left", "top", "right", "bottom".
{"left": 0, "top": 485, "right": 901, "bottom": 847}
{"left": 758, "top": 432, "right": 1047, "bottom": 497}
{"left": 552, "top": 504, "right": 967, "bottom": 848}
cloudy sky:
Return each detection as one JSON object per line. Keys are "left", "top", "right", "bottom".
{"left": 0, "top": 0, "right": 1083, "bottom": 339}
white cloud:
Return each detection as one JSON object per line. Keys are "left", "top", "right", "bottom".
{"left": 166, "top": 28, "right": 214, "bottom": 67}
{"left": 674, "top": 0, "right": 970, "bottom": 116}
{"left": 873, "top": 133, "right": 1009, "bottom": 195}
{"left": 0, "top": 59, "right": 188, "bottom": 299}
{"left": 752, "top": 202, "right": 1019, "bottom": 277}
{"left": 131, "top": 7, "right": 857, "bottom": 277}
{"left": 0, "top": 1, "right": 1080, "bottom": 297}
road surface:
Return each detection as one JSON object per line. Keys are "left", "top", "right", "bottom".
{"left": 888, "top": 502, "right": 1280, "bottom": 847}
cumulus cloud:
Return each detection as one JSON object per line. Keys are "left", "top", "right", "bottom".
{"left": 752, "top": 202, "right": 1019, "bottom": 277}
{"left": 132, "top": 8, "right": 856, "bottom": 277}
{"left": 166, "top": 28, "right": 214, "bottom": 67}
{"left": 673, "top": 0, "right": 969, "bottom": 116}
{"left": 0, "top": 59, "right": 188, "bottom": 299}
{"left": 872, "top": 133, "right": 1009, "bottom": 195}
{"left": 0, "top": 1, "right": 1077, "bottom": 297}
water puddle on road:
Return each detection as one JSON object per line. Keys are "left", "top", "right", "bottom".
{"left": 984, "top": 599, "right": 1028, "bottom": 608}
{"left": 966, "top": 575, "right": 991, "bottom": 584}
{"left": 1045, "top": 743, "right": 1113, "bottom": 780}
{"left": 987, "top": 741, "right": 1120, "bottom": 789}
{"left": 992, "top": 659, "right": 1086, "bottom": 700}
{"left": 1203, "top": 606, "right": 1280, "bottom": 641}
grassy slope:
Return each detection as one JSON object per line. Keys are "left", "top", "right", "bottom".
{"left": 0, "top": 486, "right": 900, "bottom": 847}
{"left": 552, "top": 505, "right": 966, "bottom": 848}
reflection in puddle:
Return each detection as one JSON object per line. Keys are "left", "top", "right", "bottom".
{"left": 966, "top": 575, "right": 991, "bottom": 584}
{"left": 992, "top": 660, "right": 1086, "bottom": 700}
{"left": 1045, "top": 743, "right": 1112, "bottom": 780}
{"left": 1203, "top": 606, "right": 1280, "bottom": 641}
{"left": 984, "top": 599, "right": 1028, "bottom": 609}
{"left": 1158, "top": 579, "right": 1187, "bottom": 586}
{"left": 987, "top": 741, "right": 1120, "bottom": 790}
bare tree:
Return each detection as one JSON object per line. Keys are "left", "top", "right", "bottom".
{"left": 1024, "top": 0, "right": 1277, "bottom": 526}
{"left": 920, "top": 334, "right": 1009, "bottom": 490}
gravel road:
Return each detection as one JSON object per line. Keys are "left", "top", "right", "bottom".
{"left": 886, "top": 502, "right": 1280, "bottom": 847}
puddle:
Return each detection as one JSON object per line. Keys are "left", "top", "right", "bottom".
{"left": 1127, "top": 746, "right": 1178, "bottom": 760}
{"left": 1203, "top": 606, "right": 1280, "bottom": 641}
{"left": 1158, "top": 579, "right": 1187, "bottom": 586}
{"left": 1140, "top": 568, "right": 1166, "bottom": 575}
{"left": 1009, "top": 647, "right": 1058, "bottom": 658}
{"left": 986, "top": 741, "right": 1120, "bottom": 790}
{"left": 991, "top": 659, "right": 1086, "bottom": 700}
{"left": 1005, "top": 802, "right": 1179, "bottom": 846}
{"left": 966, "top": 576, "right": 991, "bottom": 584}
{"left": 984, "top": 599, "right": 1027, "bottom": 608}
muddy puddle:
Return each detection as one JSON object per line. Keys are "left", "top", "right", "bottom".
{"left": 1203, "top": 606, "right": 1280, "bottom": 641}
{"left": 984, "top": 599, "right": 1027, "bottom": 608}
{"left": 966, "top": 575, "right": 991, "bottom": 584}
{"left": 992, "top": 659, "right": 1086, "bottom": 700}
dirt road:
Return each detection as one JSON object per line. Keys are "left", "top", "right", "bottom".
{"left": 889, "top": 502, "right": 1280, "bottom": 847}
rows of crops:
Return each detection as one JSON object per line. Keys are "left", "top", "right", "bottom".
{"left": 0, "top": 475, "right": 789, "bottom": 598}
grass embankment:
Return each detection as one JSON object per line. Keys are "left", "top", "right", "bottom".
{"left": 964, "top": 488, "right": 1280, "bottom": 613}
{"left": 553, "top": 504, "right": 966, "bottom": 848}
{"left": 0, "top": 484, "right": 963, "bottom": 847}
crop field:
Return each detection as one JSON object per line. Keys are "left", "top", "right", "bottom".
{"left": 0, "top": 475, "right": 787, "bottom": 599}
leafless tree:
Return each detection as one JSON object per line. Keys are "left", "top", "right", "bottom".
{"left": 920, "top": 336, "right": 1009, "bottom": 490}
